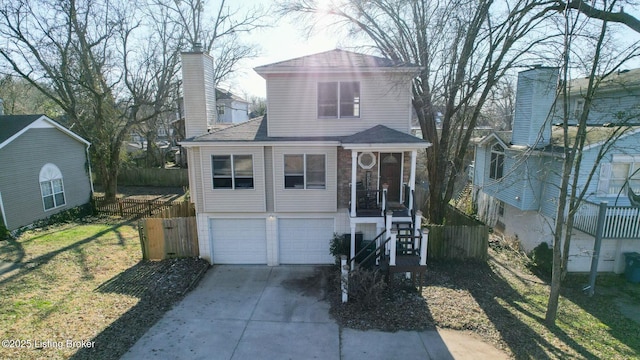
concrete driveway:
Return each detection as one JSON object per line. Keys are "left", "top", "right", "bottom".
{"left": 122, "top": 265, "right": 508, "bottom": 360}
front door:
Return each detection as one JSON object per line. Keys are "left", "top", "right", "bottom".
{"left": 380, "top": 153, "right": 402, "bottom": 202}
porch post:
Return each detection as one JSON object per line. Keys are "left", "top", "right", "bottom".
{"left": 350, "top": 223, "right": 357, "bottom": 270}
{"left": 409, "top": 150, "right": 417, "bottom": 212}
{"left": 587, "top": 202, "right": 608, "bottom": 297}
{"left": 420, "top": 228, "right": 428, "bottom": 266}
{"left": 389, "top": 229, "right": 397, "bottom": 266}
{"left": 385, "top": 210, "right": 393, "bottom": 255}
{"left": 382, "top": 183, "right": 388, "bottom": 216}
{"left": 350, "top": 150, "right": 358, "bottom": 217}
{"left": 414, "top": 210, "right": 422, "bottom": 249}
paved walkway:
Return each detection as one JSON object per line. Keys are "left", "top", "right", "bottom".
{"left": 122, "top": 265, "right": 509, "bottom": 359}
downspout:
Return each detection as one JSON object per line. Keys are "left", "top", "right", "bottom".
{"left": 86, "top": 144, "right": 94, "bottom": 194}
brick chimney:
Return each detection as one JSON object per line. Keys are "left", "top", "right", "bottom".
{"left": 181, "top": 44, "right": 216, "bottom": 138}
{"left": 512, "top": 66, "right": 558, "bottom": 149}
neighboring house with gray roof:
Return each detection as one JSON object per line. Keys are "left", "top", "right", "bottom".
{"left": 473, "top": 67, "right": 640, "bottom": 273}
{"left": 180, "top": 49, "right": 431, "bottom": 266}
{"left": 0, "top": 115, "right": 92, "bottom": 230}
{"left": 215, "top": 88, "right": 249, "bottom": 124}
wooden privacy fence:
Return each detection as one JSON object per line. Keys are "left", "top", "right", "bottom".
{"left": 426, "top": 224, "right": 489, "bottom": 260}
{"left": 94, "top": 168, "right": 189, "bottom": 187}
{"left": 93, "top": 196, "right": 181, "bottom": 217}
{"left": 138, "top": 202, "right": 198, "bottom": 260}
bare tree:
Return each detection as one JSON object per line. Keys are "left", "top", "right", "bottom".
{"left": 0, "top": 75, "right": 62, "bottom": 116}
{"left": 158, "top": 0, "right": 268, "bottom": 84}
{"left": 279, "top": 0, "right": 557, "bottom": 223}
{"left": 0, "top": 0, "right": 184, "bottom": 201}
{"left": 544, "top": 0, "right": 640, "bottom": 325}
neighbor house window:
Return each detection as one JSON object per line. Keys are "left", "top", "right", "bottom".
{"left": 284, "top": 154, "right": 326, "bottom": 189}
{"left": 317, "top": 81, "right": 360, "bottom": 118}
{"left": 610, "top": 162, "right": 640, "bottom": 195}
{"left": 212, "top": 155, "right": 254, "bottom": 189}
{"left": 217, "top": 105, "right": 225, "bottom": 115}
{"left": 490, "top": 143, "right": 505, "bottom": 180}
{"left": 39, "top": 163, "right": 65, "bottom": 211}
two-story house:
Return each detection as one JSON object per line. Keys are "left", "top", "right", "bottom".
{"left": 215, "top": 88, "right": 249, "bottom": 124}
{"left": 473, "top": 66, "right": 640, "bottom": 273}
{"left": 180, "top": 49, "right": 431, "bottom": 267}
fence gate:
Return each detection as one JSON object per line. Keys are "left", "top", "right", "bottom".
{"left": 139, "top": 217, "right": 198, "bottom": 260}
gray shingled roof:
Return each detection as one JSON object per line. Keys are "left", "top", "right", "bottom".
{"left": 254, "top": 49, "right": 419, "bottom": 74}
{"left": 341, "top": 125, "right": 428, "bottom": 144}
{"left": 188, "top": 115, "right": 429, "bottom": 147}
{"left": 0, "top": 114, "right": 44, "bottom": 144}
{"left": 570, "top": 67, "right": 640, "bottom": 93}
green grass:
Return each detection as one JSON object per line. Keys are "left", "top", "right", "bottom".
{"left": 0, "top": 220, "right": 141, "bottom": 360}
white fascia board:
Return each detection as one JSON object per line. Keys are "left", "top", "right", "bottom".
{"left": 179, "top": 140, "right": 341, "bottom": 148}
{"left": 0, "top": 115, "right": 90, "bottom": 150}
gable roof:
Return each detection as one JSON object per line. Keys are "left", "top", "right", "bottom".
{"left": 216, "top": 88, "right": 248, "bottom": 103}
{"left": 0, "top": 115, "right": 90, "bottom": 150}
{"left": 181, "top": 115, "right": 430, "bottom": 149}
{"left": 254, "top": 49, "right": 420, "bottom": 76}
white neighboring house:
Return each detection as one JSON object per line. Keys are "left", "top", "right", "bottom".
{"left": 216, "top": 88, "right": 249, "bottom": 124}
{"left": 180, "top": 49, "right": 431, "bottom": 266}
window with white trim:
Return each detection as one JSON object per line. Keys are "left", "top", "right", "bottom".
{"left": 39, "top": 163, "right": 66, "bottom": 211}
{"left": 609, "top": 162, "right": 640, "bottom": 195}
{"left": 212, "top": 155, "right": 254, "bottom": 189}
{"left": 490, "top": 143, "right": 505, "bottom": 180}
{"left": 284, "top": 154, "right": 326, "bottom": 189}
{"left": 318, "top": 81, "right": 360, "bottom": 118}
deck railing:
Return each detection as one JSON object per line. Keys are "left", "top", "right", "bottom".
{"left": 574, "top": 201, "right": 640, "bottom": 239}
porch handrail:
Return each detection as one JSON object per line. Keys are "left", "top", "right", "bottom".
{"left": 356, "top": 236, "right": 392, "bottom": 269}
{"left": 348, "top": 230, "right": 387, "bottom": 265}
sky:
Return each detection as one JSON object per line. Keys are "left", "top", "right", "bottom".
{"left": 222, "top": 0, "right": 348, "bottom": 99}
{"left": 224, "top": 0, "right": 640, "bottom": 100}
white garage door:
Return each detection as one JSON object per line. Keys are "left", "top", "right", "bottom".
{"left": 279, "top": 218, "right": 335, "bottom": 264}
{"left": 210, "top": 219, "right": 267, "bottom": 264}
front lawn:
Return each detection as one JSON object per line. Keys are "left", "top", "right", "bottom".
{"left": 0, "top": 219, "right": 208, "bottom": 360}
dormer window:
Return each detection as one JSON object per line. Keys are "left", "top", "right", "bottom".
{"left": 318, "top": 81, "right": 360, "bottom": 118}
{"left": 490, "top": 143, "right": 505, "bottom": 180}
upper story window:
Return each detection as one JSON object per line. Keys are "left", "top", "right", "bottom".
{"left": 284, "top": 154, "right": 326, "bottom": 189}
{"left": 39, "top": 163, "right": 66, "bottom": 211}
{"left": 318, "top": 81, "right": 360, "bottom": 118}
{"left": 610, "top": 162, "right": 640, "bottom": 195}
{"left": 212, "top": 155, "right": 254, "bottom": 189}
{"left": 490, "top": 143, "right": 505, "bottom": 180}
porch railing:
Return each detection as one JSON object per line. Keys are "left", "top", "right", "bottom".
{"left": 574, "top": 201, "right": 640, "bottom": 239}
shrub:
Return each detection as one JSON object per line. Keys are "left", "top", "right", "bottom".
{"left": 530, "top": 242, "right": 553, "bottom": 276}
{"left": 346, "top": 268, "right": 387, "bottom": 309}
{"left": 0, "top": 224, "right": 9, "bottom": 241}
{"left": 329, "top": 233, "right": 349, "bottom": 258}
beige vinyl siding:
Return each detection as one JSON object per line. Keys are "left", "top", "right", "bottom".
{"left": 266, "top": 73, "right": 413, "bottom": 137}
{"left": 181, "top": 53, "right": 216, "bottom": 138}
{"left": 188, "top": 147, "right": 205, "bottom": 213}
{"left": 0, "top": 128, "right": 91, "bottom": 230}
{"left": 264, "top": 146, "right": 275, "bottom": 212}
{"left": 199, "top": 146, "right": 266, "bottom": 212}
{"left": 273, "top": 146, "right": 337, "bottom": 212}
